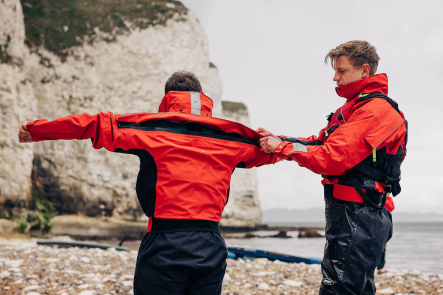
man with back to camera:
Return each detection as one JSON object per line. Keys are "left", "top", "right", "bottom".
{"left": 18, "top": 71, "right": 282, "bottom": 295}
{"left": 258, "top": 41, "right": 408, "bottom": 295}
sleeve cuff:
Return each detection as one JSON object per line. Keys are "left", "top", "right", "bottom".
{"left": 275, "top": 141, "right": 291, "bottom": 153}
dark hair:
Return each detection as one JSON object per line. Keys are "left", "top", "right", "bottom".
{"left": 325, "top": 40, "right": 380, "bottom": 76}
{"left": 165, "top": 71, "right": 203, "bottom": 94}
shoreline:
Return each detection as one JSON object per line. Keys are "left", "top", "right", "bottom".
{"left": 1, "top": 241, "right": 442, "bottom": 295}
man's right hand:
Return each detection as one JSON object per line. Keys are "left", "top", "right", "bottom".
{"left": 256, "top": 127, "right": 282, "bottom": 152}
{"left": 256, "top": 127, "right": 282, "bottom": 141}
{"left": 18, "top": 122, "right": 33, "bottom": 143}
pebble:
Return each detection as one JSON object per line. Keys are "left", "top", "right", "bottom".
{"left": 283, "top": 279, "right": 304, "bottom": 287}
{"left": 0, "top": 242, "right": 441, "bottom": 294}
{"left": 257, "top": 282, "right": 270, "bottom": 290}
{"left": 379, "top": 288, "right": 395, "bottom": 294}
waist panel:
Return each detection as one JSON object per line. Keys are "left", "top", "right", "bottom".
{"left": 147, "top": 217, "right": 220, "bottom": 233}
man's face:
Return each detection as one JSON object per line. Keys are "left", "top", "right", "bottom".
{"left": 333, "top": 55, "right": 366, "bottom": 86}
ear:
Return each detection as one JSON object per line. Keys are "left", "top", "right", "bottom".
{"left": 361, "top": 64, "right": 370, "bottom": 78}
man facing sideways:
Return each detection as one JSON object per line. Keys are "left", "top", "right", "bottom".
{"left": 18, "top": 71, "right": 281, "bottom": 295}
{"left": 258, "top": 41, "right": 408, "bottom": 295}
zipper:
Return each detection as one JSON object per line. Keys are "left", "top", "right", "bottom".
{"left": 117, "top": 122, "right": 260, "bottom": 146}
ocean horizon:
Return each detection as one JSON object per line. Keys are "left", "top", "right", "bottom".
{"left": 225, "top": 221, "right": 443, "bottom": 274}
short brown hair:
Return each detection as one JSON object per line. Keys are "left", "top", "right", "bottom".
{"left": 165, "top": 71, "right": 203, "bottom": 94}
{"left": 325, "top": 40, "right": 380, "bottom": 76}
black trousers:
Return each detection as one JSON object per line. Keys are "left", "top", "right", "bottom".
{"left": 319, "top": 198, "right": 393, "bottom": 295}
{"left": 134, "top": 230, "right": 227, "bottom": 295}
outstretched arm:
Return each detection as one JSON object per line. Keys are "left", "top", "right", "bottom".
{"left": 18, "top": 112, "right": 116, "bottom": 150}
{"left": 259, "top": 108, "right": 406, "bottom": 176}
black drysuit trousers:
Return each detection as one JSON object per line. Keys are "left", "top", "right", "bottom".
{"left": 319, "top": 196, "right": 393, "bottom": 295}
{"left": 134, "top": 230, "right": 227, "bottom": 295}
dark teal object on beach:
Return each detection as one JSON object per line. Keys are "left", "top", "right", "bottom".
{"left": 228, "top": 246, "right": 322, "bottom": 264}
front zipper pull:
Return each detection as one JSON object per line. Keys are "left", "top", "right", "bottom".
{"left": 325, "top": 130, "right": 328, "bottom": 137}
{"left": 373, "top": 148, "right": 376, "bottom": 162}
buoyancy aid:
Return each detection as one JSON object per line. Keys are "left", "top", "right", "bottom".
{"left": 27, "top": 91, "right": 280, "bottom": 232}
{"left": 324, "top": 92, "right": 408, "bottom": 209}
{"left": 275, "top": 74, "right": 408, "bottom": 207}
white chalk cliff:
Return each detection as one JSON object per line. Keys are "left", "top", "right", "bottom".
{"left": 0, "top": 0, "right": 261, "bottom": 227}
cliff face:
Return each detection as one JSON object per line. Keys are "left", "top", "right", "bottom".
{"left": 0, "top": 0, "right": 261, "bottom": 226}
{"left": 0, "top": 0, "right": 37, "bottom": 212}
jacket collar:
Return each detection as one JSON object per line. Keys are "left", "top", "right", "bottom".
{"left": 335, "top": 73, "right": 389, "bottom": 101}
{"left": 158, "top": 91, "right": 213, "bottom": 116}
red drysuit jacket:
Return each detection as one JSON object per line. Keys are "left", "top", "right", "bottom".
{"left": 27, "top": 91, "right": 280, "bottom": 229}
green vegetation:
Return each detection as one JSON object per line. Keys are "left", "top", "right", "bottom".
{"left": 0, "top": 196, "right": 55, "bottom": 233}
{"left": 222, "top": 101, "right": 248, "bottom": 113}
{"left": 209, "top": 62, "right": 216, "bottom": 68}
{"left": 21, "top": 0, "right": 187, "bottom": 59}
{"left": 0, "top": 35, "right": 12, "bottom": 64}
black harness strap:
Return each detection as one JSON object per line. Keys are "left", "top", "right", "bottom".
{"left": 356, "top": 93, "right": 401, "bottom": 115}
{"left": 348, "top": 177, "right": 387, "bottom": 212}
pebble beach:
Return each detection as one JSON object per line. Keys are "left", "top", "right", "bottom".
{"left": 1, "top": 241, "right": 442, "bottom": 295}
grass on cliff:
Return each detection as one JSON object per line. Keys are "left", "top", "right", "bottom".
{"left": 222, "top": 101, "right": 248, "bottom": 113}
{"left": 21, "top": 0, "right": 187, "bottom": 59}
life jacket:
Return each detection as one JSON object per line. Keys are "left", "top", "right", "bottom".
{"left": 322, "top": 89, "right": 408, "bottom": 210}
{"left": 26, "top": 91, "right": 280, "bottom": 232}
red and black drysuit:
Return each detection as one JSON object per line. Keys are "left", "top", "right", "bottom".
{"left": 26, "top": 91, "right": 280, "bottom": 295}
{"left": 273, "top": 74, "right": 407, "bottom": 295}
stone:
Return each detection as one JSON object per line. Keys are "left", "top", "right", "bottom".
{"left": 257, "top": 282, "right": 270, "bottom": 290}
{"left": 78, "top": 291, "right": 96, "bottom": 295}
{"left": 283, "top": 280, "right": 304, "bottom": 287}
{"left": 224, "top": 274, "right": 232, "bottom": 281}
{"left": 23, "top": 285, "right": 41, "bottom": 291}
{"left": 80, "top": 257, "right": 91, "bottom": 263}
{"left": 26, "top": 293, "right": 41, "bottom": 295}
{"left": 78, "top": 284, "right": 89, "bottom": 289}
{"left": 378, "top": 288, "right": 395, "bottom": 294}
{"left": 0, "top": 220, "right": 20, "bottom": 234}
{"left": 121, "top": 281, "right": 133, "bottom": 287}
{"left": 243, "top": 283, "right": 252, "bottom": 288}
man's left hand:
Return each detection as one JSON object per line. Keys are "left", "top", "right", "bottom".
{"left": 260, "top": 136, "right": 282, "bottom": 153}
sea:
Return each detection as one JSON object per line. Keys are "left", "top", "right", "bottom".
{"left": 224, "top": 221, "right": 443, "bottom": 274}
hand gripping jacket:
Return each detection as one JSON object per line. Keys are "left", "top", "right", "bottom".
{"left": 26, "top": 91, "right": 280, "bottom": 232}
{"left": 275, "top": 74, "right": 408, "bottom": 208}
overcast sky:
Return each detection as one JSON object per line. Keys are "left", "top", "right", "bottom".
{"left": 181, "top": 0, "right": 443, "bottom": 213}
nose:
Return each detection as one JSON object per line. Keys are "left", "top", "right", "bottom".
{"left": 333, "top": 71, "right": 340, "bottom": 82}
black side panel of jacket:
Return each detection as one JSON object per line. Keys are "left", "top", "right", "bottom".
{"left": 114, "top": 148, "right": 157, "bottom": 217}
{"left": 136, "top": 150, "right": 157, "bottom": 217}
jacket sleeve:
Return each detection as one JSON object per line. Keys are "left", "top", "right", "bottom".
{"left": 26, "top": 112, "right": 117, "bottom": 151}
{"left": 242, "top": 146, "right": 282, "bottom": 168}
{"left": 279, "top": 127, "right": 326, "bottom": 146}
{"left": 274, "top": 108, "right": 405, "bottom": 176}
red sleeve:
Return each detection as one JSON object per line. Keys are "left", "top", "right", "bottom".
{"left": 275, "top": 108, "right": 404, "bottom": 175}
{"left": 242, "top": 146, "right": 283, "bottom": 168}
{"left": 26, "top": 112, "right": 116, "bottom": 151}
